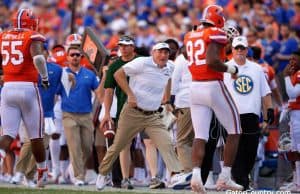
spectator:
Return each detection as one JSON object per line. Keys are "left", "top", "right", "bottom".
{"left": 252, "top": 46, "right": 283, "bottom": 108}
{"left": 261, "top": 25, "right": 281, "bottom": 66}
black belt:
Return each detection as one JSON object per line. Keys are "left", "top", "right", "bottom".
{"left": 134, "top": 107, "right": 158, "bottom": 115}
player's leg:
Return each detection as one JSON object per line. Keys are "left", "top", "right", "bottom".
{"left": 0, "top": 85, "right": 22, "bottom": 165}
{"left": 21, "top": 85, "right": 47, "bottom": 187}
{"left": 212, "top": 81, "right": 242, "bottom": 191}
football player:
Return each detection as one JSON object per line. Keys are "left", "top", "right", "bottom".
{"left": 184, "top": 5, "right": 243, "bottom": 193}
{"left": 0, "top": 9, "right": 49, "bottom": 187}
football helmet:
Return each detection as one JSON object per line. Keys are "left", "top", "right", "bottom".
{"left": 65, "top": 34, "right": 82, "bottom": 46}
{"left": 223, "top": 23, "right": 240, "bottom": 42}
{"left": 200, "top": 5, "right": 225, "bottom": 28}
{"left": 12, "top": 9, "right": 38, "bottom": 30}
{"left": 278, "top": 132, "right": 291, "bottom": 153}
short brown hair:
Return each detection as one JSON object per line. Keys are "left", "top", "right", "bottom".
{"left": 67, "top": 45, "right": 81, "bottom": 54}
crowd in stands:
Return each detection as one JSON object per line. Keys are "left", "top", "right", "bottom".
{"left": 0, "top": 0, "right": 299, "bottom": 59}
{"left": 0, "top": 0, "right": 300, "bottom": 192}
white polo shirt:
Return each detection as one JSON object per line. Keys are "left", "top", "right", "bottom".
{"left": 123, "top": 56, "right": 174, "bottom": 111}
{"left": 224, "top": 59, "right": 271, "bottom": 116}
{"left": 171, "top": 54, "right": 192, "bottom": 108}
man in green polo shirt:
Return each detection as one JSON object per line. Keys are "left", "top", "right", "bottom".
{"left": 100, "top": 35, "right": 138, "bottom": 189}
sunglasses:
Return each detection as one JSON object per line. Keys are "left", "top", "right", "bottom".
{"left": 234, "top": 46, "right": 247, "bottom": 51}
{"left": 69, "top": 53, "right": 81, "bottom": 57}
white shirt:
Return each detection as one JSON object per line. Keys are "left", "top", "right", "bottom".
{"left": 171, "top": 54, "right": 192, "bottom": 108}
{"left": 285, "top": 76, "right": 300, "bottom": 99}
{"left": 99, "top": 93, "right": 117, "bottom": 121}
{"left": 224, "top": 59, "right": 271, "bottom": 116}
{"left": 123, "top": 56, "right": 174, "bottom": 111}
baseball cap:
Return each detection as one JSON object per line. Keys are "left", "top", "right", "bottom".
{"left": 118, "top": 35, "right": 135, "bottom": 45}
{"left": 152, "top": 42, "right": 170, "bottom": 51}
{"left": 137, "top": 20, "right": 148, "bottom": 28}
{"left": 232, "top": 36, "right": 248, "bottom": 48}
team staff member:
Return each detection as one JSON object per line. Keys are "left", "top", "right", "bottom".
{"left": 224, "top": 36, "right": 274, "bottom": 190}
{"left": 0, "top": 9, "right": 49, "bottom": 188}
{"left": 184, "top": 5, "right": 243, "bottom": 193}
{"left": 56, "top": 46, "right": 99, "bottom": 186}
{"left": 171, "top": 45, "right": 194, "bottom": 173}
{"left": 284, "top": 50, "right": 300, "bottom": 192}
{"left": 96, "top": 42, "right": 192, "bottom": 190}
{"left": 100, "top": 35, "right": 138, "bottom": 189}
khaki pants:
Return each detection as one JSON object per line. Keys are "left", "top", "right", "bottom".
{"left": 94, "top": 127, "right": 105, "bottom": 147}
{"left": 176, "top": 108, "right": 194, "bottom": 172}
{"left": 63, "top": 112, "right": 94, "bottom": 181}
{"left": 99, "top": 103, "right": 183, "bottom": 175}
{"left": 15, "top": 135, "right": 50, "bottom": 180}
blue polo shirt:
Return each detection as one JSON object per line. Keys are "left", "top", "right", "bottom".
{"left": 57, "top": 67, "right": 99, "bottom": 113}
{"left": 38, "top": 62, "right": 62, "bottom": 118}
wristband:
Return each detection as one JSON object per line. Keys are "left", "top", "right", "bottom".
{"left": 42, "top": 76, "right": 48, "bottom": 81}
{"left": 227, "top": 65, "right": 238, "bottom": 74}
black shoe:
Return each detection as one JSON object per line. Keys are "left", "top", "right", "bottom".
{"left": 149, "top": 177, "right": 165, "bottom": 189}
{"left": 112, "top": 182, "right": 121, "bottom": 188}
{"left": 121, "top": 178, "right": 134, "bottom": 190}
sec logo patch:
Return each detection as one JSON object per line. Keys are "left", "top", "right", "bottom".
{"left": 233, "top": 75, "right": 253, "bottom": 94}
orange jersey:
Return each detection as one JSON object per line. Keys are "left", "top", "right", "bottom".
{"left": 288, "top": 70, "right": 300, "bottom": 110}
{"left": 184, "top": 27, "right": 227, "bottom": 81}
{"left": 260, "top": 62, "right": 275, "bottom": 85}
{"left": 0, "top": 29, "right": 45, "bottom": 82}
{"left": 80, "top": 55, "right": 94, "bottom": 71}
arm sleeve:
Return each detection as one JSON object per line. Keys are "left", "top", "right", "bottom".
{"left": 285, "top": 77, "right": 300, "bottom": 99}
{"left": 104, "top": 65, "right": 116, "bottom": 89}
{"left": 259, "top": 67, "right": 271, "bottom": 97}
{"left": 33, "top": 55, "right": 48, "bottom": 79}
{"left": 123, "top": 57, "right": 144, "bottom": 76}
{"left": 171, "top": 56, "right": 183, "bottom": 95}
{"left": 92, "top": 74, "right": 100, "bottom": 91}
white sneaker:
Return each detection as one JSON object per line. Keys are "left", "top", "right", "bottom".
{"left": 48, "top": 171, "right": 60, "bottom": 184}
{"left": 279, "top": 182, "right": 293, "bottom": 191}
{"left": 58, "top": 175, "right": 69, "bottom": 184}
{"left": 290, "top": 183, "right": 300, "bottom": 192}
{"left": 216, "top": 174, "right": 243, "bottom": 191}
{"left": 74, "top": 179, "right": 85, "bottom": 186}
{"left": 85, "top": 169, "right": 97, "bottom": 184}
{"left": 10, "top": 172, "right": 24, "bottom": 184}
{"left": 169, "top": 172, "right": 192, "bottom": 190}
{"left": 191, "top": 171, "right": 206, "bottom": 194}
{"left": 2, "top": 174, "right": 12, "bottom": 183}
{"left": 96, "top": 174, "right": 106, "bottom": 190}
{"left": 37, "top": 168, "right": 48, "bottom": 188}
{"left": 23, "top": 178, "right": 36, "bottom": 188}
{"left": 204, "top": 172, "right": 216, "bottom": 190}
{"left": 0, "top": 149, "right": 6, "bottom": 166}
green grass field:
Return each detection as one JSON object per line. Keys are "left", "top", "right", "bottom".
{"left": 0, "top": 187, "right": 165, "bottom": 194}
{"left": 0, "top": 185, "right": 192, "bottom": 194}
